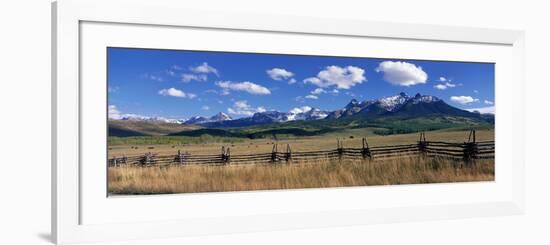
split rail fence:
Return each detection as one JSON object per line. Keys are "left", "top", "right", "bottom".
{"left": 108, "top": 129, "right": 494, "bottom": 167}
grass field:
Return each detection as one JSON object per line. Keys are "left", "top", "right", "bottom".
{"left": 108, "top": 127, "right": 494, "bottom": 158}
{"left": 108, "top": 156, "right": 494, "bottom": 195}
{"left": 107, "top": 126, "right": 494, "bottom": 195}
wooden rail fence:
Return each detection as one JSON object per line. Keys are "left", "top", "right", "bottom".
{"left": 108, "top": 129, "right": 494, "bottom": 167}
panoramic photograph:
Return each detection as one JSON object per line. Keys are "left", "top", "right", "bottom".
{"left": 107, "top": 47, "right": 495, "bottom": 195}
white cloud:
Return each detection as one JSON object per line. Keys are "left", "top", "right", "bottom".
{"left": 305, "top": 95, "right": 318, "bottom": 100}
{"left": 201, "top": 105, "right": 210, "bottom": 111}
{"left": 227, "top": 100, "right": 265, "bottom": 116}
{"left": 216, "top": 81, "right": 271, "bottom": 95}
{"left": 189, "top": 62, "right": 219, "bottom": 76}
{"left": 311, "top": 88, "right": 326, "bottom": 95}
{"left": 484, "top": 100, "right": 494, "bottom": 105}
{"left": 376, "top": 61, "right": 427, "bottom": 86}
{"left": 450, "top": 95, "right": 479, "bottom": 105}
{"left": 289, "top": 106, "right": 312, "bottom": 114}
{"left": 304, "top": 65, "right": 366, "bottom": 89}
{"left": 108, "top": 105, "right": 122, "bottom": 119}
{"left": 434, "top": 84, "right": 447, "bottom": 90}
{"left": 146, "top": 74, "right": 163, "bottom": 82}
{"left": 304, "top": 77, "right": 321, "bottom": 86}
{"left": 108, "top": 105, "right": 150, "bottom": 120}
{"left": 288, "top": 78, "right": 297, "bottom": 84}
{"left": 158, "top": 88, "right": 195, "bottom": 99}
{"left": 439, "top": 77, "right": 447, "bottom": 82}
{"left": 267, "top": 68, "right": 294, "bottom": 80}
{"left": 473, "top": 90, "right": 479, "bottom": 93}
{"left": 466, "top": 106, "right": 495, "bottom": 114}
{"left": 181, "top": 74, "right": 207, "bottom": 82}
{"left": 434, "top": 82, "right": 457, "bottom": 90}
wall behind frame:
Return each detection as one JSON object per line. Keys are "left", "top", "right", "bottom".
{"left": 0, "top": 0, "right": 548, "bottom": 244}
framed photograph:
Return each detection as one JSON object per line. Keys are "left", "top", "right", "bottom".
{"left": 52, "top": 0, "right": 525, "bottom": 244}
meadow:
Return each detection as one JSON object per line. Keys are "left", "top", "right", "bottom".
{"left": 107, "top": 127, "right": 494, "bottom": 195}
{"left": 108, "top": 127, "right": 494, "bottom": 158}
{"left": 108, "top": 156, "right": 494, "bottom": 194}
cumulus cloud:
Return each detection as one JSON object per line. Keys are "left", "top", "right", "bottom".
{"left": 267, "top": 68, "right": 294, "bottom": 80}
{"left": 439, "top": 77, "right": 447, "bottom": 82}
{"left": 376, "top": 61, "right": 427, "bottom": 86}
{"left": 484, "top": 100, "right": 494, "bottom": 105}
{"left": 304, "top": 65, "right": 366, "bottom": 89}
{"left": 227, "top": 100, "right": 265, "bottom": 116}
{"left": 216, "top": 81, "right": 271, "bottom": 95}
{"left": 434, "top": 82, "right": 457, "bottom": 90}
{"left": 450, "top": 95, "right": 479, "bottom": 105}
{"left": 108, "top": 105, "right": 150, "bottom": 120}
{"left": 108, "top": 105, "right": 122, "bottom": 119}
{"left": 311, "top": 88, "right": 326, "bottom": 95}
{"left": 289, "top": 106, "right": 312, "bottom": 114}
{"left": 434, "top": 84, "right": 447, "bottom": 90}
{"left": 466, "top": 106, "right": 495, "bottom": 114}
{"left": 189, "top": 62, "right": 219, "bottom": 77}
{"left": 305, "top": 95, "right": 318, "bottom": 100}
{"left": 288, "top": 78, "right": 297, "bottom": 84}
{"left": 181, "top": 74, "right": 207, "bottom": 82}
{"left": 158, "top": 88, "right": 196, "bottom": 99}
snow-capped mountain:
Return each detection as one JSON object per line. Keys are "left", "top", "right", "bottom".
{"left": 328, "top": 92, "right": 445, "bottom": 119}
{"left": 119, "top": 115, "right": 187, "bottom": 124}
{"left": 210, "top": 112, "right": 232, "bottom": 122}
{"left": 378, "top": 92, "right": 410, "bottom": 111}
{"left": 112, "top": 92, "right": 482, "bottom": 127}
{"left": 286, "top": 107, "right": 328, "bottom": 121}
{"left": 185, "top": 112, "right": 233, "bottom": 124}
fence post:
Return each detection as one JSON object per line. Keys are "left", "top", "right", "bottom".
{"left": 221, "top": 146, "right": 229, "bottom": 164}
{"left": 337, "top": 138, "right": 343, "bottom": 159}
{"left": 271, "top": 143, "right": 278, "bottom": 162}
{"left": 285, "top": 144, "right": 292, "bottom": 162}
{"left": 464, "top": 129, "right": 478, "bottom": 164}
{"left": 225, "top": 147, "right": 231, "bottom": 164}
{"left": 418, "top": 132, "right": 428, "bottom": 157}
{"left": 361, "top": 137, "right": 372, "bottom": 160}
{"left": 176, "top": 150, "right": 185, "bottom": 165}
{"left": 141, "top": 152, "right": 154, "bottom": 166}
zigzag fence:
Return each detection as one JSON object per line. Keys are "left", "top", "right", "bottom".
{"left": 108, "top": 129, "right": 494, "bottom": 167}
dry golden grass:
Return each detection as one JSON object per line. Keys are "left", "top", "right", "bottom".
{"left": 108, "top": 157, "right": 494, "bottom": 195}
{"left": 108, "top": 128, "right": 494, "bottom": 158}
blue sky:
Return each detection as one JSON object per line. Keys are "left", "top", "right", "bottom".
{"left": 108, "top": 47, "right": 495, "bottom": 120}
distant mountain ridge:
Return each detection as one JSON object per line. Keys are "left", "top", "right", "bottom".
{"left": 110, "top": 92, "right": 492, "bottom": 129}
{"left": 185, "top": 112, "right": 232, "bottom": 124}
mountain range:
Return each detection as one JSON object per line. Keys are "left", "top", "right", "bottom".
{"left": 189, "top": 92, "right": 490, "bottom": 127}
{"left": 109, "top": 92, "right": 494, "bottom": 137}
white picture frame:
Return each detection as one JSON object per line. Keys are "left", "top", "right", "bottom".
{"left": 52, "top": 0, "right": 525, "bottom": 244}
